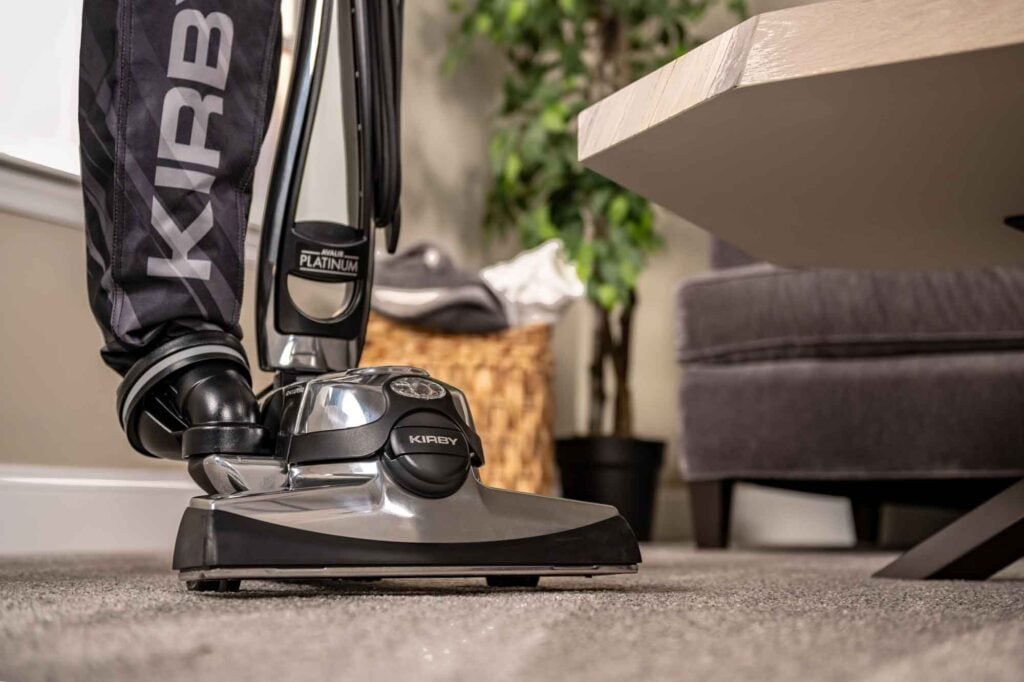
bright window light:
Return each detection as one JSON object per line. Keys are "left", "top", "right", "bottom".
{"left": 0, "top": 3, "right": 83, "bottom": 174}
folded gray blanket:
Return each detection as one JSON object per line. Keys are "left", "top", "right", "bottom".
{"left": 372, "top": 242, "right": 509, "bottom": 334}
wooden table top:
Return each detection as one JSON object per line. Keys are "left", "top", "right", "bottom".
{"left": 578, "top": 0, "right": 1024, "bottom": 269}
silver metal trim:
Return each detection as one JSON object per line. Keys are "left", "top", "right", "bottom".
{"left": 196, "top": 455, "right": 288, "bottom": 496}
{"left": 179, "top": 564, "right": 638, "bottom": 581}
{"left": 348, "top": 366, "right": 427, "bottom": 376}
{"left": 187, "top": 468, "right": 620, "bottom": 544}
{"left": 288, "top": 460, "right": 378, "bottom": 488}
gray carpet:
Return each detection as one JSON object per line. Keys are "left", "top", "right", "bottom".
{"left": 2, "top": 547, "right": 1023, "bottom": 681}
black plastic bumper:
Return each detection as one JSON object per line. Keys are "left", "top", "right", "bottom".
{"left": 172, "top": 506, "right": 641, "bottom": 571}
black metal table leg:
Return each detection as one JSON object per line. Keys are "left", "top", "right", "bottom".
{"left": 874, "top": 478, "right": 1024, "bottom": 580}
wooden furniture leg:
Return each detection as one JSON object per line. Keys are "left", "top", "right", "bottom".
{"left": 690, "top": 480, "right": 733, "bottom": 549}
{"left": 851, "top": 498, "right": 882, "bottom": 547}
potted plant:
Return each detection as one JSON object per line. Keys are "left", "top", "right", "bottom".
{"left": 447, "top": 0, "right": 748, "bottom": 539}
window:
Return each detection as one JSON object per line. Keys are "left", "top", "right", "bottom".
{"left": 0, "top": 2, "right": 83, "bottom": 175}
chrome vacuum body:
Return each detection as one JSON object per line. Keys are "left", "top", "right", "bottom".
{"left": 124, "top": 0, "right": 640, "bottom": 591}
{"left": 174, "top": 367, "right": 639, "bottom": 588}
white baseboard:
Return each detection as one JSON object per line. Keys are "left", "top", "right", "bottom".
{"left": 0, "top": 466, "right": 860, "bottom": 555}
{"left": 0, "top": 465, "right": 199, "bottom": 555}
{"left": 0, "top": 154, "right": 83, "bottom": 229}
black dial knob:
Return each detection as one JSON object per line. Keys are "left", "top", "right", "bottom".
{"left": 382, "top": 413, "right": 470, "bottom": 498}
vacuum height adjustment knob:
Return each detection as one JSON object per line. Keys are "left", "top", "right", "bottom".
{"left": 383, "top": 415, "right": 471, "bottom": 498}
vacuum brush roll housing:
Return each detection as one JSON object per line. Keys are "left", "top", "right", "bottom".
{"left": 173, "top": 367, "right": 642, "bottom": 589}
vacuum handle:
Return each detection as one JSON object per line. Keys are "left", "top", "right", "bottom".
{"left": 273, "top": 220, "right": 370, "bottom": 340}
{"left": 256, "top": 0, "right": 403, "bottom": 374}
{"left": 256, "top": 0, "right": 371, "bottom": 374}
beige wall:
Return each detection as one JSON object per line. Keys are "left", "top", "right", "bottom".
{"left": 0, "top": 212, "right": 169, "bottom": 470}
{"left": 0, "top": 211, "right": 276, "bottom": 470}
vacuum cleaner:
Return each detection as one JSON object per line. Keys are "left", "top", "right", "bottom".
{"left": 117, "top": 0, "right": 640, "bottom": 592}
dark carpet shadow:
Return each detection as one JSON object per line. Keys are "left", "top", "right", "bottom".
{"left": 727, "top": 546, "right": 898, "bottom": 555}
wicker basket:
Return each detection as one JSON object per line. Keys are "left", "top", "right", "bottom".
{"left": 361, "top": 314, "right": 555, "bottom": 494}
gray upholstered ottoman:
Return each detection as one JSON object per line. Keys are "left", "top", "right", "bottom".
{"left": 677, "top": 248, "right": 1024, "bottom": 548}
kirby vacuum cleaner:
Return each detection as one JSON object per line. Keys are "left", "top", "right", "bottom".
{"left": 115, "top": 0, "right": 639, "bottom": 591}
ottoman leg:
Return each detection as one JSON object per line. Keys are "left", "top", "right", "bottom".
{"left": 851, "top": 498, "right": 882, "bottom": 547}
{"left": 690, "top": 480, "right": 733, "bottom": 549}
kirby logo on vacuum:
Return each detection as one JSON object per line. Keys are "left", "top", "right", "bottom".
{"left": 409, "top": 434, "right": 460, "bottom": 446}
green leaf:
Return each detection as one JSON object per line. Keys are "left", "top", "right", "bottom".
{"left": 521, "top": 120, "right": 547, "bottom": 159}
{"left": 575, "top": 242, "right": 594, "bottom": 282}
{"left": 503, "top": 152, "right": 522, "bottom": 185}
{"left": 488, "top": 134, "right": 506, "bottom": 177}
{"left": 619, "top": 258, "right": 639, "bottom": 288}
{"left": 608, "top": 194, "right": 630, "bottom": 225}
{"left": 588, "top": 187, "right": 613, "bottom": 216}
{"left": 596, "top": 283, "right": 619, "bottom": 310}
{"left": 540, "top": 102, "right": 567, "bottom": 132}
{"left": 506, "top": 0, "right": 527, "bottom": 25}
{"left": 474, "top": 13, "right": 493, "bottom": 35}
{"left": 535, "top": 205, "right": 559, "bottom": 241}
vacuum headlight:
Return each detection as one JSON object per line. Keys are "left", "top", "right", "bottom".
{"left": 295, "top": 379, "right": 387, "bottom": 434}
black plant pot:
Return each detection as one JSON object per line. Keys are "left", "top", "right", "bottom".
{"left": 556, "top": 437, "right": 664, "bottom": 541}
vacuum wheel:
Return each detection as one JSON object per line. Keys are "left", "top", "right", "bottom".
{"left": 186, "top": 579, "right": 241, "bottom": 593}
{"left": 486, "top": 575, "right": 540, "bottom": 588}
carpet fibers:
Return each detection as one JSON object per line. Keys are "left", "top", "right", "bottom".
{"left": 1, "top": 547, "right": 1022, "bottom": 681}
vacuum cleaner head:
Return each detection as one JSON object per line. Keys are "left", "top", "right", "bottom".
{"left": 173, "top": 367, "right": 641, "bottom": 590}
